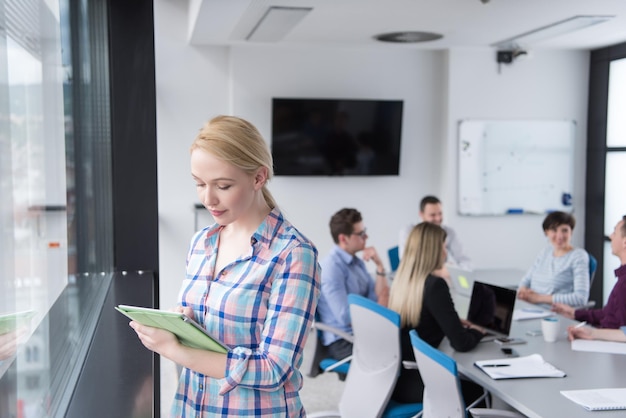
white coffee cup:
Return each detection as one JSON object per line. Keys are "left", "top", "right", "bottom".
{"left": 541, "top": 317, "right": 560, "bottom": 342}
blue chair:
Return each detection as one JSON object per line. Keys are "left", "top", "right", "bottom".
{"left": 388, "top": 246, "right": 400, "bottom": 272}
{"left": 588, "top": 253, "right": 598, "bottom": 284}
{"left": 310, "top": 295, "right": 423, "bottom": 418}
{"left": 409, "top": 329, "right": 523, "bottom": 418}
{"left": 583, "top": 253, "right": 599, "bottom": 309}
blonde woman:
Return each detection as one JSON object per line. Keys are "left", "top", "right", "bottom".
{"left": 129, "top": 115, "right": 320, "bottom": 417}
{"left": 389, "top": 222, "right": 485, "bottom": 404}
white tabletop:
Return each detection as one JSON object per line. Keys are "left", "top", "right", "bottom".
{"left": 444, "top": 293, "right": 626, "bottom": 417}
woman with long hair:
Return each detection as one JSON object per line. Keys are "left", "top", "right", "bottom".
{"left": 128, "top": 115, "right": 320, "bottom": 417}
{"left": 389, "top": 222, "right": 485, "bottom": 404}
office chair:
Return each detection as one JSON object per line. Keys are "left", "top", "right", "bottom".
{"left": 409, "top": 330, "right": 523, "bottom": 418}
{"left": 388, "top": 246, "right": 400, "bottom": 273}
{"left": 588, "top": 253, "right": 598, "bottom": 284}
{"left": 583, "top": 253, "right": 598, "bottom": 309}
{"left": 306, "top": 311, "right": 352, "bottom": 381}
{"left": 310, "top": 295, "right": 423, "bottom": 418}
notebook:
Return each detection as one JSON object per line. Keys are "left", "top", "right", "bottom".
{"left": 561, "top": 388, "right": 626, "bottom": 411}
{"left": 475, "top": 354, "right": 566, "bottom": 379}
{"left": 571, "top": 339, "right": 626, "bottom": 355}
{"left": 466, "top": 281, "right": 517, "bottom": 341}
{"left": 115, "top": 305, "right": 229, "bottom": 353}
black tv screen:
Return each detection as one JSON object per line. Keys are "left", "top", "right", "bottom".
{"left": 271, "top": 98, "right": 403, "bottom": 176}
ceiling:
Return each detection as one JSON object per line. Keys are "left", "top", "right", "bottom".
{"left": 188, "top": 0, "right": 626, "bottom": 51}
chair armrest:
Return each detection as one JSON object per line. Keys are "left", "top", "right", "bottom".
{"left": 468, "top": 408, "right": 524, "bottom": 418}
{"left": 313, "top": 321, "right": 354, "bottom": 343}
{"left": 402, "top": 360, "right": 418, "bottom": 370}
{"left": 324, "top": 355, "right": 352, "bottom": 372}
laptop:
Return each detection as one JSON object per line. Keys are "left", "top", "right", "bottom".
{"left": 465, "top": 281, "right": 517, "bottom": 341}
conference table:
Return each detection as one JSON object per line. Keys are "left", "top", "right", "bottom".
{"left": 444, "top": 269, "right": 626, "bottom": 418}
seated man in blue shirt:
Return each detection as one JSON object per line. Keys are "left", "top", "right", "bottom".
{"left": 317, "top": 208, "right": 389, "bottom": 361}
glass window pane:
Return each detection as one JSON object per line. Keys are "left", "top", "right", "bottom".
{"left": 607, "top": 58, "right": 626, "bottom": 147}
{"left": 605, "top": 152, "right": 626, "bottom": 236}
{"left": 1, "top": 0, "right": 113, "bottom": 415}
{"left": 604, "top": 151, "right": 626, "bottom": 303}
{"left": 7, "top": 34, "right": 68, "bottom": 330}
{"left": 3, "top": 0, "right": 67, "bottom": 362}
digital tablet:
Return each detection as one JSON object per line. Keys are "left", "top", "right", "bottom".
{"left": 0, "top": 310, "right": 36, "bottom": 334}
{"left": 115, "top": 305, "right": 228, "bottom": 354}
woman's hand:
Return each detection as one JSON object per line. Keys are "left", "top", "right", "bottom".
{"left": 174, "top": 305, "right": 195, "bottom": 320}
{"left": 518, "top": 288, "right": 552, "bottom": 304}
{"left": 567, "top": 325, "right": 593, "bottom": 341}
{"left": 517, "top": 286, "right": 530, "bottom": 300}
{"left": 129, "top": 321, "right": 181, "bottom": 359}
{"left": 0, "top": 328, "right": 27, "bottom": 360}
{"left": 552, "top": 302, "right": 575, "bottom": 319}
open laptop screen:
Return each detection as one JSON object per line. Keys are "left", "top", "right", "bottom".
{"left": 466, "top": 281, "right": 517, "bottom": 337}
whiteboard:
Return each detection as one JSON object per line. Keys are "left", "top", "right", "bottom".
{"left": 458, "top": 120, "right": 575, "bottom": 216}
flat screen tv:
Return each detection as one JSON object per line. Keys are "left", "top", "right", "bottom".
{"left": 271, "top": 98, "right": 403, "bottom": 176}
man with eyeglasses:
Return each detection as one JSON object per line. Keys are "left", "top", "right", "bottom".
{"left": 316, "top": 208, "right": 389, "bottom": 363}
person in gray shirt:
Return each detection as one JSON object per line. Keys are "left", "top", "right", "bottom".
{"left": 399, "top": 196, "right": 471, "bottom": 282}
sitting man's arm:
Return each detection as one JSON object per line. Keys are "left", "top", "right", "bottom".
{"left": 361, "top": 246, "right": 389, "bottom": 307}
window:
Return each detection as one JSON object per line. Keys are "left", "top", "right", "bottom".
{"left": 0, "top": 0, "right": 113, "bottom": 415}
{"left": 606, "top": 58, "right": 626, "bottom": 147}
{"left": 587, "top": 43, "right": 626, "bottom": 306}
{"left": 603, "top": 58, "right": 626, "bottom": 304}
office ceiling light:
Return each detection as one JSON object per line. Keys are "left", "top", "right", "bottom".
{"left": 493, "top": 15, "right": 614, "bottom": 50}
{"left": 374, "top": 31, "right": 443, "bottom": 43}
{"left": 246, "top": 6, "right": 312, "bottom": 42}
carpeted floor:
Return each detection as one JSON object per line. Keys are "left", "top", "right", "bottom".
{"left": 299, "top": 329, "right": 346, "bottom": 414}
{"left": 160, "top": 328, "right": 345, "bottom": 415}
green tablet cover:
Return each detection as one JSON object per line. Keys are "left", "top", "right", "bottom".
{"left": 115, "top": 305, "right": 228, "bottom": 354}
{"left": 0, "top": 310, "right": 36, "bottom": 334}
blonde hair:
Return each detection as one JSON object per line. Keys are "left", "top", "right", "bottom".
{"left": 388, "top": 222, "right": 447, "bottom": 328}
{"left": 190, "top": 115, "right": 277, "bottom": 209}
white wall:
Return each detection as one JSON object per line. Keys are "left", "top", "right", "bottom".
{"left": 155, "top": 1, "right": 449, "bottom": 313}
{"left": 155, "top": 0, "right": 589, "bottom": 412}
{"left": 444, "top": 49, "right": 589, "bottom": 270}
{"left": 228, "top": 44, "right": 447, "bottom": 270}
{"left": 155, "top": 0, "right": 229, "bottom": 308}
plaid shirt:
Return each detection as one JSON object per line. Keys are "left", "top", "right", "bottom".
{"left": 171, "top": 208, "right": 320, "bottom": 417}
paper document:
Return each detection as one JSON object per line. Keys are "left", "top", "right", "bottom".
{"left": 571, "top": 339, "right": 626, "bottom": 355}
{"left": 512, "top": 308, "right": 551, "bottom": 321}
{"left": 561, "top": 388, "right": 626, "bottom": 411}
{"left": 474, "top": 354, "right": 566, "bottom": 379}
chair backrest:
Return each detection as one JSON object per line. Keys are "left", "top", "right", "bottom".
{"left": 588, "top": 253, "right": 598, "bottom": 285}
{"left": 306, "top": 311, "right": 350, "bottom": 378}
{"left": 410, "top": 329, "right": 466, "bottom": 418}
{"left": 339, "top": 294, "right": 402, "bottom": 418}
{"left": 388, "top": 246, "right": 400, "bottom": 272}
